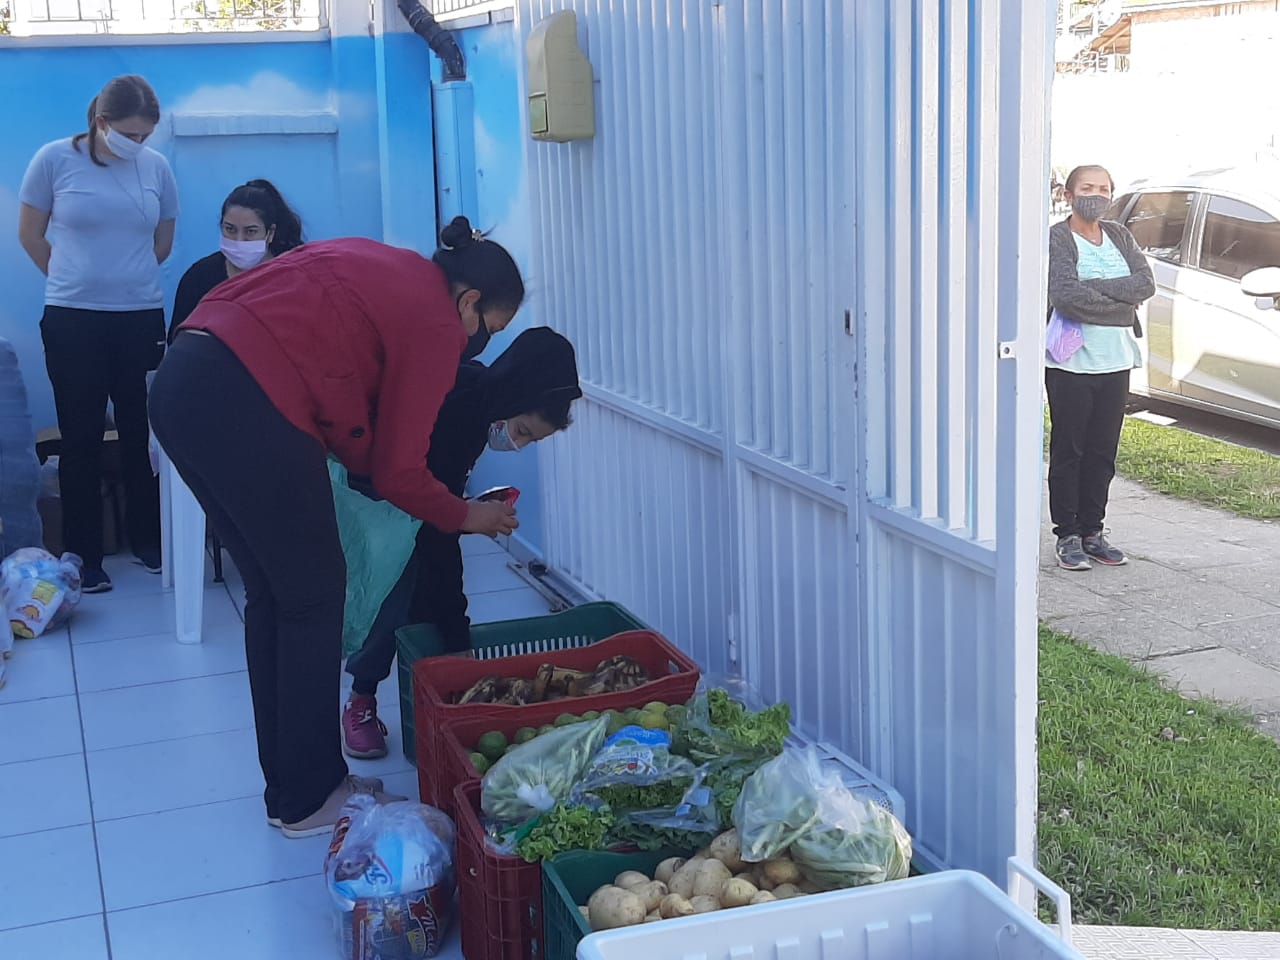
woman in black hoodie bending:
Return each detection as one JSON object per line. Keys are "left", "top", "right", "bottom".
{"left": 341, "top": 327, "right": 581, "bottom": 758}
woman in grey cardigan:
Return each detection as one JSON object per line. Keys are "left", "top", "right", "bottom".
{"left": 1045, "top": 164, "right": 1155, "bottom": 571}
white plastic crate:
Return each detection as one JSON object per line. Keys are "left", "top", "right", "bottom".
{"left": 576, "top": 864, "right": 1082, "bottom": 960}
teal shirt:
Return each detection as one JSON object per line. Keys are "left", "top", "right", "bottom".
{"left": 1045, "top": 231, "right": 1141, "bottom": 375}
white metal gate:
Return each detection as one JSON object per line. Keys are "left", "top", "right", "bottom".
{"left": 516, "top": 0, "right": 1052, "bottom": 882}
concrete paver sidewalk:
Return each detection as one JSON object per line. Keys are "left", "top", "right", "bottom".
{"left": 1040, "top": 477, "right": 1280, "bottom": 736}
{"left": 1074, "top": 924, "right": 1280, "bottom": 959}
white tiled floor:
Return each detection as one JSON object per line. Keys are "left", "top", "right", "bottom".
{"left": 0, "top": 534, "right": 551, "bottom": 960}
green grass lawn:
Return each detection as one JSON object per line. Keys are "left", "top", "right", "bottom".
{"left": 1038, "top": 626, "right": 1280, "bottom": 930}
{"left": 1116, "top": 416, "right": 1280, "bottom": 520}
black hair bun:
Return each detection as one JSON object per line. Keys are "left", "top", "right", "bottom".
{"left": 440, "top": 216, "right": 477, "bottom": 250}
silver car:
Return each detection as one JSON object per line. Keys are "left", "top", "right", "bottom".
{"left": 1106, "top": 168, "right": 1280, "bottom": 428}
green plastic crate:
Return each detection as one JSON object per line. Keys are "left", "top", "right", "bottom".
{"left": 542, "top": 849, "right": 687, "bottom": 960}
{"left": 394, "top": 601, "right": 649, "bottom": 765}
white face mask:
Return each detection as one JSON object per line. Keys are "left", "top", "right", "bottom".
{"left": 104, "top": 126, "right": 145, "bottom": 161}
{"left": 221, "top": 237, "right": 268, "bottom": 270}
{"left": 487, "top": 421, "right": 521, "bottom": 453}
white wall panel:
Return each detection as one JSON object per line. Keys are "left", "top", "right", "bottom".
{"left": 517, "top": 0, "right": 1052, "bottom": 886}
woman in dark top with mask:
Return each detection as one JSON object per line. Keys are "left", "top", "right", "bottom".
{"left": 341, "top": 327, "right": 581, "bottom": 759}
{"left": 169, "top": 179, "right": 304, "bottom": 341}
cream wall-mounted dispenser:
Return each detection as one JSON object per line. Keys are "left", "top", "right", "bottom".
{"left": 526, "top": 10, "right": 595, "bottom": 143}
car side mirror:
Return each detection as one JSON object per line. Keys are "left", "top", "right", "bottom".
{"left": 1241, "top": 266, "right": 1280, "bottom": 310}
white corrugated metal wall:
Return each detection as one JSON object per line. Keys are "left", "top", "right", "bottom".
{"left": 518, "top": 0, "right": 1052, "bottom": 882}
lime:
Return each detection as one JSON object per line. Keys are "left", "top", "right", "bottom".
{"left": 665, "top": 705, "right": 688, "bottom": 726}
{"left": 582, "top": 710, "right": 600, "bottom": 721}
{"left": 514, "top": 726, "right": 538, "bottom": 745}
{"left": 643, "top": 702, "right": 667, "bottom": 715}
{"left": 476, "top": 730, "right": 509, "bottom": 762}
{"left": 639, "top": 711, "right": 668, "bottom": 731}
{"left": 539, "top": 724, "right": 556, "bottom": 736}
{"left": 624, "top": 708, "right": 643, "bottom": 723}
{"left": 604, "top": 710, "right": 627, "bottom": 735}
{"left": 470, "top": 752, "right": 491, "bottom": 774}
{"left": 555, "top": 712, "right": 579, "bottom": 727}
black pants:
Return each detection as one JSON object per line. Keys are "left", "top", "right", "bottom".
{"left": 345, "top": 556, "right": 418, "bottom": 697}
{"left": 40, "top": 306, "right": 164, "bottom": 569}
{"left": 1045, "top": 367, "right": 1129, "bottom": 539}
{"left": 149, "top": 332, "right": 348, "bottom": 823}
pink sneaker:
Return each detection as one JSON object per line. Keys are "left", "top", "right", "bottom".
{"left": 342, "top": 694, "right": 389, "bottom": 759}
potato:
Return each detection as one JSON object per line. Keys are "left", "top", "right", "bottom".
{"left": 733, "top": 872, "right": 755, "bottom": 883}
{"left": 654, "top": 857, "right": 686, "bottom": 885}
{"left": 690, "top": 895, "right": 721, "bottom": 914}
{"left": 691, "top": 859, "right": 733, "bottom": 898}
{"left": 578, "top": 906, "right": 590, "bottom": 919}
{"left": 709, "top": 829, "right": 748, "bottom": 873}
{"left": 719, "top": 877, "right": 758, "bottom": 908}
{"left": 659, "top": 894, "right": 695, "bottom": 919}
{"left": 751, "top": 866, "right": 776, "bottom": 891}
{"left": 632, "top": 880, "right": 668, "bottom": 913}
{"left": 644, "top": 911, "right": 663, "bottom": 923}
{"left": 667, "top": 862, "right": 700, "bottom": 899}
{"left": 614, "top": 870, "right": 651, "bottom": 891}
{"left": 759, "top": 858, "right": 803, "bottom": 888}
{"left": 749, "top": 890, "right": 777, "bottom": 905}
{"left": 588, "top": 886, "right": 647, "bottom": 931}
{"left": 771, "top": 883, "right": 802, "bottom": 900}
{"left": 588, "top": 885, "right": 622, "bottom": 911}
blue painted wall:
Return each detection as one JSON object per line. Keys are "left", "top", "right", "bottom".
{"left": 0, "top": 33, "right": 437, "bottom": 431}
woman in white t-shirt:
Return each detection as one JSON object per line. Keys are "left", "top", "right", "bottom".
{"left": 18, "top": 74, "right": 179, "bottom": 594}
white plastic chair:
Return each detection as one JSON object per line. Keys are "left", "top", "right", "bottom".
{"left": 156, "top": 447, "right": 205, "bottom": 645}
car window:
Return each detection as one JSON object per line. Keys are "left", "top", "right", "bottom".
{"left": 1124, "top": 191, "right": 1193, "bottom": 263}
{"left": 1107, "top": 193, "right": 1133, "bottom": 221}
{"left": 1198, "top": 195, "right": 1280, "bottom": 281}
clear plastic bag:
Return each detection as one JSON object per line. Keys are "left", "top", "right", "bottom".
{"left": 733, "top": 746, "right": 912, "bottom": 889}
{"left": 1046, "top": 309, "right": 1085, "bottom": 364}
{"left": 325, "top": 795, "right": 457, "bottom": 960}
{"left": 670, "top": 675, "right": 791, "bottom": 824}
{"left": 2, "top": 547, "right": 83, "bottom": 641}
{"left": 481, "top": 716, "right": 609, "bottom": 826}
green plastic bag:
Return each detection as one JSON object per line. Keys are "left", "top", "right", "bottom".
{"left": 329, "top": 460, "right": 422, "bottom": 656}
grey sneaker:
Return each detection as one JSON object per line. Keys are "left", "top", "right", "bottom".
{"left": 1056, "top": 535, "right": 1092, "bottom": 571}
{"left": 279, "top": 775, "right": 405, "bottom": 838}
{"left": 1082, "top": 533, "right": 1127, "bottom": 566}
{"left": 267, "top": 774, "right": 387, "bottom": 828}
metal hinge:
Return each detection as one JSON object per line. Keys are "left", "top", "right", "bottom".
{"left": 998, "top": 340, "right": 1016, "bottom": 359}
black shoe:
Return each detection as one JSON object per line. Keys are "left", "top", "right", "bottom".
{"left": 1055, "top": 535, "right": 1092, "bottom": 571}
{"left": 134, "top": 547, "right": 163, "bottom": 575}
{"left": 1082, "top": 532, "right": 1127, "bottom": 566}
{"left": 82, "top": 567, "right": 114, "bottom": 593}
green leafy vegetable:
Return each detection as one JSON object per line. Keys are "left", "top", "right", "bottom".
{"left": 590, "top": 779, "right": 692, "bottom": 813}
{"left": 706, "top": 689, "right": 791, "bottom": 752}
{"left": 514, "top": 804, "right": 615, "bottom": 862}
{"left": 606, "top": 820, "right": 717, "bottom": 853}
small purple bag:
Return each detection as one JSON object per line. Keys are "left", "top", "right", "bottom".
{"left": 1046, "top": 309, "right": 1084, "bottom": 364}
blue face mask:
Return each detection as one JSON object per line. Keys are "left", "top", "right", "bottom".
{"left": 487, "top": 421, "right": 520, "bottom": 452}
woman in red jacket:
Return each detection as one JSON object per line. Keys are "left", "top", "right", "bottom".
{"left": 148, "top": 216, "right": 522, "bottom": 837}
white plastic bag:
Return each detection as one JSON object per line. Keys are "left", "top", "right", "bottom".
{"left": 325, "top": 794, "right": 458, "bottom": 959}
{"left": 2, "top": 547, "right": 83, "bottom": 640}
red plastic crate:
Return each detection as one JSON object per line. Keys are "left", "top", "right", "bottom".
{"left": 436, "top": 692, "right": 692, "bottom": 819}
{"left": 414, "top": 630, "right": 699, "bottom": 814}
{"left": 454, "top": 780, "right": 545, "bottom": 960}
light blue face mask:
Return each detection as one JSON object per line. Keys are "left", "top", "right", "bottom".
{"left": 487, "top": 421, "right": 520, "bottom": 452}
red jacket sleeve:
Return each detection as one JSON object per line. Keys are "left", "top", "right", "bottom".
{"left": 369, "top": 324, "right": 470, "bottom": 531}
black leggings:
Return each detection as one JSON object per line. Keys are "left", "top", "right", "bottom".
{"left": 1045, "top": 367, "right": 1130, "bottom": 540}
{"left": 41, "top": 306, "right": 164, "bottom": 568}
{"left": 149, "top": 332, "right": 348, "bottom": 823}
